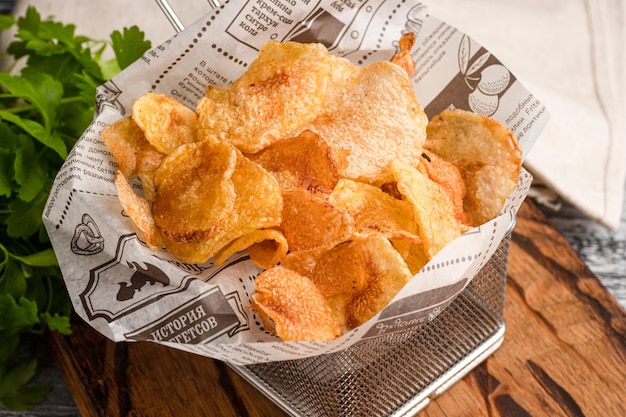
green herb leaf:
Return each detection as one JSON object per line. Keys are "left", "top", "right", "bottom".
{"left": 0, "top": 110, "right": 67, "bottom": 159}
{"left": 0, "top": 121, "right": 16, "bottom": 197}
{"left": 111, "top": 25, "right": 152, "bottom": 70}
{"left": 0, "top": 5, "right": 152, "bottom": 411}
{"left": 0, "top": 256, "right": 27, "bottom": 298}
{"left": 5, "top": 193, "right": 48, "bottom": 240}
{"left": 0, "top": 294, "right": 39, "bottom": 333}
{"left": 0, "top": 358, "right": 50, "bottom": 411}
{"left": 0, "top": 72, "right": 63, "bottom": 131}
{"left": 14, "top": 135, "right": 48, "bottom": 203}
{"left": 0, "top": 331, "right": 19, "bottom": 364}
{"left": 41, "top": 312, "right": 71, "bottom": 335}
{"left": 12, "top": 249, "right": 58, "bottom": 268}
{"left": 0, "top": 14, "right": 14, "bottom": 31}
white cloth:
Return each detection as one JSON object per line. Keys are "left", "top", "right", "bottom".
{"left": 9, "top": 0, "right": 204, "bottom": 46}
{"left": 10, "top": 0, "right": 626, "bottom": 229}
{"left": 428, "top": 0, "right": 626, "bottom": 230}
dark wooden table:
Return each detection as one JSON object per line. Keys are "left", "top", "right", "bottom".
{"left": 4, "top": 187, "right": 626, "bottom": 417}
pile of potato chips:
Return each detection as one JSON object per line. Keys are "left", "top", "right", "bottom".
{"left": 102, "top": 35, "right": 522, "bottom": 342}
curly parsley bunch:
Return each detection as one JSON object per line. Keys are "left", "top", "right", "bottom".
{"left": 0, "top": 6, "right": 151, "bottom": 410}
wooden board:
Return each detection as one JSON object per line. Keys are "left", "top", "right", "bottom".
{"left": 47, "top": 200, "right": 626, "bottom": 417}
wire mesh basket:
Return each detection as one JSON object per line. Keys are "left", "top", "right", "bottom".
{"left": 230, "top": 230, "right": 510, "bottom": 416}
{"left": 153, "top": 2, "right": 513, "bottom": 415}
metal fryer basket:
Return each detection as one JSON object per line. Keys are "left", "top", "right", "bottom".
{"left": 230, "top": 232, "right": 510, "bottom": 416}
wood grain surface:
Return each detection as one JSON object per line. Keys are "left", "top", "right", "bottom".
{"left": 420, "top": 198, "right": 626, "bottom": 417}
{"left": 533, "top": 187, "right": 626, "bottom": 310}
{"left": 40, "top": 199, "right": 626, "bottom": 417}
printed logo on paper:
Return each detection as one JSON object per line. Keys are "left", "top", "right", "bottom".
{"left": 71, "top": 213, "right": 105, "bottom": 255}
{"left": 287, "top": 8, "right": 345, "bottom": 49}
{"left": 80, "top": 234, "right": 193, "bottom": 322}
{"left": 95, "top": 80, "right": 125, "bottom": 116}
{"left": 422, "top": 35, "right": 516, "bottom": 119}
{"left": 226, "top": 0, "right": 399, "bottom": 59}
{"left": 124, "top": 287, "right": 242, "bottom": 344}
{"left": 361, "top": 278, "right": 468, "bottom": 339}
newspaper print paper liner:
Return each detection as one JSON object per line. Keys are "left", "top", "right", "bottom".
{"left": 43, "top": 0, "right": 548, "bottom": 365}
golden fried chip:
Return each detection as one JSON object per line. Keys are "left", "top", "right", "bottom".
{"left": 101, "top": 118, "right": 163, "bottom": 177}
{"left": 391, "top": 160, "right": 461, "bottom": 259}
{"left": 278, "top": 242, "right": 339, "bottom": 279}
{"left": 329, "top": 178, "right": 422, "bottom": 258}
{"left": 280, "top": 188, "right": 354, "bottom": 252}
{"left": 213, "top": 228, "right": 288, "bottom": 269}
{"left": 424, "top": 109, "right": 522, "bottom": 225}
{"left": 309, "top": 233, "right": 412, "bottom": 330}
{"left": 162, "top": 149, "right": 283, "bottom": 264}
{"left": 152, "top": 141, "right": 237, "bottom": 243}
{"left": 391, "top": 32, "right": 416, "bottom": 77}
{"left": 101, "top": 117, "right": 165, "bottom": 202}
{"left": 419, "top": 151, "right": 470, "bottom": 227}
{"left": 306, "top": 60, "right": 428, "bottom": 184}
{"left": 247, "top": 231, "right": 289, "bottom": 270}
{"left": 247, "top": 130, "right": 342, "bottom": 194}
{"left": 329, "top": 179, "right": 419, "bottom": 238}
{"left": 196, "top": 41, "right": 344, "bottom": 153}
{"left": 404, "top": 241, "right": 429, "bottom": 276}
{"left": 132, "top": 92, "right": 197, "bottom": 155}
{"left": 159, "top": 238, "right": 211, "bottom": 265}
{"left": 205, "top": 150, "right": 283, "bottom": 253}
{"left": 196, "top": 39, "right": 427, "bottom": 182}
{"left": 252, "top": 266, "right": 343, "bottom": 341}
{"left": 114, "top": 171, "right": 162, "bottom": 251}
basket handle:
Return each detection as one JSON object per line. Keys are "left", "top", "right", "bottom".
{"left": 155, "top": 0, "right": 220, "bottom": 32}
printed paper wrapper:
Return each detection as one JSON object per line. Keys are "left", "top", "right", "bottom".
{"left": 43, "top": 0, "right": 549, "bottom": 365}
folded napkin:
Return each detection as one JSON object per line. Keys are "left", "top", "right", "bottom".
{"left": 428, "top": 0, "right": 626, "bottom": 230}
{"left": 11, "top": 0, "right": 626, "bottom": 229}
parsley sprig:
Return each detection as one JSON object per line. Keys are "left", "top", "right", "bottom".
{"left": 0, "top": 7, "right": 151, "bottom": 410}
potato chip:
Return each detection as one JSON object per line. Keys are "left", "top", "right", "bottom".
{"left": 419, "top": 151, "right": 471, "bottom": 228}
{"left": 424, "top": 109, "right": 522, "bottom": 225}
{"left": 404, "top": 241, "right": 430, "bottom": 276}
{"left": 101, "top": 117, "right": 164, "bottom": 202}
{"left": 329, "top": 179, "right": 419, "bottom": 238}
{"left": 196, "top": 41, "right": 343, "bottom": 153}
{"left": 248, "top": 232, "right": 290, "bottom": 270}
{"left": 391, "top": 160, "right": 461, "bottom": 259}
{"left": 306, "top": 60, "right": 428, "bottom": 184}
{"left": 159, "top": 238, "right": 212, "bottom": 265}
{"left": 196, "top": 40, "right": 427, "bottom": 183}
{"left": 132, "top": 92, "right": 197, "bottom": 155}
{"left": 309, "top": 233, "right": 412, "bottom": 330}
{"left": 162, "top": 149, "right": 283, "bottom": 264}
{"left": 114, "top": 171, "right": 162, "bottom": 251}
{"left": 278, "top": 242, "right": 339, "bottom": 278}
{"left": 152, "top": 141, "right": 237, "bottom": 244}
{"left": 213, "top": 228, "right": 288, "bottom": 269}
{"left": 280, "top": 187, "right": 354, "bottom": 252}
{"left": 101, "top": 117, "right": 161, "bottom": 177}
{"left": 247, "top": 130, "right": 343, "bottom": 194}
{"left": 204, "top": 150, "right": 283, "bottom": 253}
{"left": 391, "top": 32, "right": 416, "bottom": 77}
{"left": 329, "top": 178, "right": 422, "bottom": 259}
{"left": 252, "top": 266, "right": 343, "bottom": 341}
